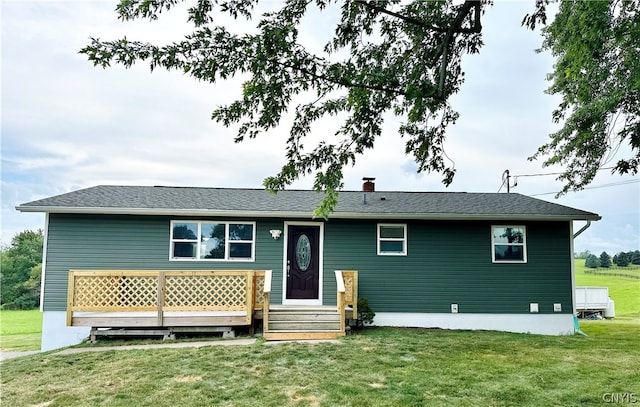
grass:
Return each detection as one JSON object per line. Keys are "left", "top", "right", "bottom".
{"left": 1, "top": 264, "right": 638, "bottom": 405}
{"left": 574, "top": 260, "right": 640, "bottom": 318}
{"left": 1, "top": 322, "right": 639, "bottom": 406}
{"left": 0, "top": 309, "right": 42, "bottom": 351}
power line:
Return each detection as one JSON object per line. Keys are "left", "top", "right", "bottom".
{"left": 511, "top": 166, "right": 616, "bottom": 178}
{"left": 498, "top": 166, "right": 622, "bottom": 194}
{"left": 528, "top": 179, "right": 639, "bottom": 197}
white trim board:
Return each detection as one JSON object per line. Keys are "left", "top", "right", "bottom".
{"left": 40, "top": 213, "right": 50, "bottom": 312}
{"left": 281, "top": 221, "right": 324, "bottom": 306}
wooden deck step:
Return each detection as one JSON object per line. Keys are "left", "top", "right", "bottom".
{"left": 269, "top": 321, "right": 340, "bottom": 331}
{"left": 263, "top": 331, "right": 344, "bottom": 340}
{"left": 265, "top": 305, "right": 345, "bottom": 341}
{"left": 269, "top": 313, "right": 341, "bottom": 322}
{"left": 269, "top": 305, "right": 338, "bottom": 312}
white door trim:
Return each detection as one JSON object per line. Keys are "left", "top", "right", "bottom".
{"left": 282, "top": 221, "right": 324, "bottom": 306}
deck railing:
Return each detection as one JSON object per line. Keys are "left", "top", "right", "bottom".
{"left": 262, "top": 270, "right": 272, "bottom": 333}
{"left": 67, "top": 270, "right": 266, "bottom": 327}
{"left": 335, "top": 270, "right": 359, "bottom": 330}
{"left": 341, "top": 270, "right": 358, "bottom": 316}
{"left": 67, "top": 269, "right": 356, "bottom": 333}
{"left": 253, "top": 270, "right": 266, "bottom": 310}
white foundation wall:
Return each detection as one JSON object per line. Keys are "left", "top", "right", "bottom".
{"left": 373, "top": 313, "right": 575, "bottom": 336}
{"left": 39, "top": 311, "right": 574, "bottom": 351}
{"left": 41, "top": 311, "right": 91, "bottom": 351}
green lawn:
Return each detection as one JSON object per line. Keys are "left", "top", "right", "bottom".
{"left": 1, "top": 264, "right": 638, "bottom": 405}
{"left": 574, "top": 260, "right": 640, "bottom": 318}
{"left": 0, "top": 309, "right": 42, "bottom": 351}
{"left": 1, "top": 322, "right": 639, "bottom": 407}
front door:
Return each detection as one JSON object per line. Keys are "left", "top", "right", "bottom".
{"left": 286, "top": 224, "right": 321, "bottom": 300}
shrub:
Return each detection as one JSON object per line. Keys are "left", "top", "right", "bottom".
{"left": 357, "top": 297, "right": 376, "bottom": 326}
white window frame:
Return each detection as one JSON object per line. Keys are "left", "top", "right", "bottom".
{"left": 170, "top": 220, "right": 256, "bottom": 261}
{"left": 491, "top": 225, "right": 527, "bottom": 263}
{"left": 377, "top": 223, "right": 407, "bottom": 256}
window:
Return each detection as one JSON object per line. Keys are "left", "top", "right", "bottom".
{"left": 377, "top": 224, "right": 407, "bottom": 255}
{"left": 492, "top": 226, "right": 527, "bottom": 263}
{"left": 170, "top": 221, "right": 255, "bottom": 261}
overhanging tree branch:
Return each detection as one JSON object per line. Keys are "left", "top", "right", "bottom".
{"left": 437, "top": 1, "right": 482, "bottom": 96}
{"left": 80, "top": 0, "right": 640, "bottom": 213}
{"left": 354, "top": 0, "right": 444, "bottom": 31}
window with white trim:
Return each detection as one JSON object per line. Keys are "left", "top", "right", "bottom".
{"left": 377, "top": 224, "right": 407, "bottom": 255}
{"left": 491, "top": 225, "right": 527, "bottom": 263}
{"left": 170, "top": 221, "right": 255, "bottom": 261}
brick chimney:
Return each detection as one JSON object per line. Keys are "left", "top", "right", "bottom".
{"left": 362, "top": 177, "right": 375, "bottom": 192}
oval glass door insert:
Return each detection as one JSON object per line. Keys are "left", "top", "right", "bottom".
{"left": 296, "top": 234, "right": 312, "bottom": 271}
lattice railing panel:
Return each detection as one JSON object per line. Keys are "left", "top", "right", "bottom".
{"left": 341, "top": 270, "right": 358, "bottom": 315}
{"left": 344, "top": 277, "right": 354, "bottom": 303}
{"left": 73, "top": 275, "right": 157, "bottom": 310}
{"left": 68, "top": 270, "right": 266, "bottom": 318}
{"left": 164, "top": 274, "right": 248, "bottom": 310}
{"left": 254, "top": 274, "right": 265, "bottom": 309}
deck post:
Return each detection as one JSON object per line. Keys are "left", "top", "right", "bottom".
{"left": 66, "top": 271, "right": 76, "bottom": 326}
{"left": 157, "top": 271, "right": 165, "bottom": 326}
{"left": 335, "top": 270, "right": 346, "bottom": 334}
{"left": 245, "top": 271, "right": 254, "bottom": 325}
{"left": 263, "top": 270, "right": 272, "bottom": 334}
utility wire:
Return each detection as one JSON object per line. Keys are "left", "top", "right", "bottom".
{"left": 528, "top": 179, "right": 639, "bottom": 197}
{"left": 511, "top": 166, "right": 616, "bottom": 178}
{"left": 498, "top": 166, "right": 620, "bottom": 193}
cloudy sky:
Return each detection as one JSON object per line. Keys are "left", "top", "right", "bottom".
{"left": 2, "top": 1, "right": 638, "bottom": 254}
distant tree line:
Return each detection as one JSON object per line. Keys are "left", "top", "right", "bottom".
{"left": 577, "top": 249, "right": 640, "bottom": 269}
{"left": 0, "top": 230, "right": 43, "bottom": 309}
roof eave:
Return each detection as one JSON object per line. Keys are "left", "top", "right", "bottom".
{"left": 332, "top": 212, "right": 602, "bottom": 221}
{"left": 15, "top": 205, "right": 601, "bottom": 221}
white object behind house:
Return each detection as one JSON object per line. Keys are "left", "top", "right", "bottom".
{"left": 575, "top": 286, "right": 615, "bottom": 317}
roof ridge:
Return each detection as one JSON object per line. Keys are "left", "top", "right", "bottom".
{"left": 15, "top": 185, "right": 600, "bottom": 221}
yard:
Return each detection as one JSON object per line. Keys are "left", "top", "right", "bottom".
{"left": 1, "top": 321, "right": 639, "bottom": 406}
{"left": 0, "top": 309, "right": 42, "bottom": 351}
{"left": 1, "top": 260, "right": 638, "bottom": 406}
{"left": 574, "top": 260, "right": 639, "bottom": 318}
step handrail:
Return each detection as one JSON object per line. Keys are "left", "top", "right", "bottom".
{"left": 335, "top": 270, "right": 346, "bottom": 333}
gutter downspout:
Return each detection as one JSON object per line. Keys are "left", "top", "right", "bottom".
{"left": 572, "top": 220, "right": 592, "bottom": 336}
{"left": 573, "top": 220, "right": 591, "bottom": 239}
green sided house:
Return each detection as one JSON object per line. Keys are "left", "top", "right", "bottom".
{"left": 17, "top": 181, "right": 600, "bottom": 351}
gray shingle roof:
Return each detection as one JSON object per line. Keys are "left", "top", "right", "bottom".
{"left": 16, "top": 185, "right": 601, "bottom": 221}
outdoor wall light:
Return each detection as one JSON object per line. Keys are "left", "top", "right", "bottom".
{"left": 269, "top": 229, "right": 282, "bottom": 240}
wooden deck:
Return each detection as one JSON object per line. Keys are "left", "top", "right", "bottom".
{"left": 66, "top": 269, "right": 358, "bottom": 340}
{"left": 66, "top": 269, "right": 264, "bottom": 328}
{"left": 71, "top": 311, "right": 249, "bottom": 327}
